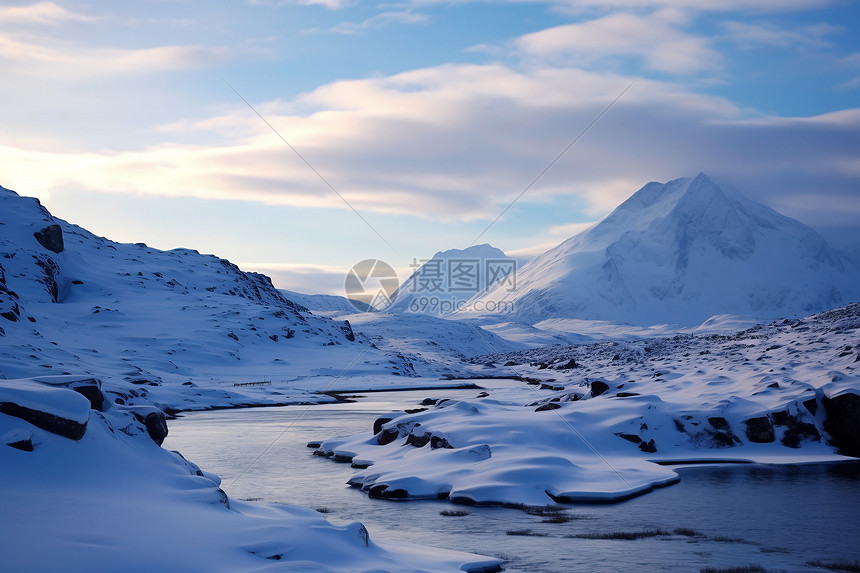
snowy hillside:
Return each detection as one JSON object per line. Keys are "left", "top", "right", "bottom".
{"left": 0, "top": 375, "right": 501, "bottom": 572}
{"left": 330, "top": 311, "right": 523, "bottom": 368}
{"left": 0, "top": 185, "right": 439, "bottom": 412}
{"left": 387, "top": 243, "right": 514, "bottom": 316}
{"left": 314, "top": 303, "right": 860, "bottom": 506}
{"left": 279, "top": 289, "right": 374, "bottom": 316}
{"left": 459, "top": 174, "right": 860, "bottom": 326}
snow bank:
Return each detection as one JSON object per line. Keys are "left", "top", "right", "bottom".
{"left": 0, "top": 377, "right": 501, "bottom": 572}
{"left": 315, "top": 304, "right": 860, "bottom": 507}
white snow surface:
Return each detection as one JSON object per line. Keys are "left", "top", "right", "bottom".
{"left": 3, "top": 180, "right": 859, "bottom": 569}
{"left": 0, "top": 377, "right": 501, "bottom": 573}
{"left": 316, "top": 304, "right": 860, "bottom": 506}
{"left": 0, "top": 185, "right": 492, "bottom": 412}
{"left": 458, "top": 174, "right": 860, "bottom": 326}
{"left": 279, "top": 289, "right": 374, "bottom": 316}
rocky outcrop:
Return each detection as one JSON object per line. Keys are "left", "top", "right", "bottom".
{"left": 822, "top": 392, "right": 860, "bottom": 457}
{"left": 0, "top": 401, "right": 88, "bottom": 440}
{"left": 744, "top": 416, "right": 775, "bottom": 443}
{"left": 126, "top": 406, "right": 169, "bottom": 446}
{"left": 341, "top": 320, "right": 356, "bottom": 342}
{"left": 0, "top": 262, "right": 23, "bottom": 324}
{"left": 33, "top": 224, "right": 64, "bottom": 254}
{"left": 590, "top": 380, "right": 610, "bottom": 397}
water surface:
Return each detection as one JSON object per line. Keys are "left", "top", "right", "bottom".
{"left": 164, "top": 385, "right": 860, "bottom": 572}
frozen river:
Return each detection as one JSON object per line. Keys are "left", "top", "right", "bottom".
{"left": 164, "top": 383, "right": 860, "bottom": 572}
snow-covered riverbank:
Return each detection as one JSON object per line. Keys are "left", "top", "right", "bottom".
{"left": 315, "top": 305, "right": 860, "bottom": 506}
{"left": 0, "top": 376, "right": 502, "bottom": 572}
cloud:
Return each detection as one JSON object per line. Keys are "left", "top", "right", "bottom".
{"left": 310, "top": 10, "right": 430, "bottom": 35}
{"left": 506, "top": 221, "right": 597, "bottom": 259}
{"left": 721, "top": 21, "right": 840, "bottom": 48}
{"left": 2, "top": 63, "right": 858, "bottom": 247}
{"left": 515, "top": 11, "right": 721, "bottom": 74}
{"left": 0, "top": 2, "right": 93, "bottom": 24}
{"left": 247, "top": 0, "right": 353, "bottom": 8}
{"left": 240, "top": 263, "right": 351, "bottom": 294}
{"left": 411, "top": 0, "right": 834, "bottom": 13}
{"left": 0, "top": 33, "right": 230, "bottom": 76}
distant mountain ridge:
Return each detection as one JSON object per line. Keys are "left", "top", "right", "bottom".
{"left": 459, "top": 174, "right": 860, "bottom": 325}
{"left": 387, "top": 243, "right": 512, "bottom": 315}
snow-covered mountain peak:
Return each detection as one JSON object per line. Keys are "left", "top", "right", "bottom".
{"left": 430, "top": 243, "right": 507, "bottom": 261}
{"left": 386, "top": 242, "right": 512, "bottom": 315}
{"left": 459, "top": 175, "right": 860, "bottom": 326}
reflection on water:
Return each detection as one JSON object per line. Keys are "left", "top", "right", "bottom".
{"left": 164, "top": 385, "right": 860, "bottom": 573}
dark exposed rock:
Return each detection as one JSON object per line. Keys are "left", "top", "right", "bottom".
{"left": 33, "top": 256, "right": 60, "bottom": 302}
{"left": 822, "top": 392, "right": 860, "bottom": 457}
{"left": 373, "top": 416, "right": 396, "bottom": 435}
{"left": 803, "top": 398, "right": 818, "bottom": 416}
{"left": 127, "top": 406, "right": 168, "bottom": 446}
{"left": 376, "top": 428, "right": 399, "bottom": 445}
{"left": 7, "top": 438, "right": 34, "bottom": 452}
{"left": 744, "top": 416, "right": 775, "bottom": 443}
{"left": 68, "top": 379, "right": 105, "bottom": 411}
{"left": 535, "top": 403, "right": 561, "bottom": 411}
{"left": 405, "top": 432, "right": 430, "bottom": 447}
{"left": 0, "top": 402, "right": 87, "bottom": 440}
{"left": 430, "top": 434, "right": 453, "bottom": 449}
{"left": 590, "top": 381, "right": 610, "bottom": 397}
{"left": 341, "top": 320, "right": 355, "bottom": 342}
{"left": 557, "top": 359, "right": 577, "bottom": 369}
{"left": 781, "top": 420, "right": 820, "bottom": 448}
{"left": 615, "top": 433, "right": 642, "bottom": 444}
{"left": 367, "top": 485, "right": 408, "bottom": 499}
{"left": 33, "top": 224, "right": 64, "bottom": 253}
{"left": 708, "top": 430, "right": 738, "bottom": 448}
{"left": 638, "top": 439, "right": 657, "bottom": 453}
{"left": 707, "top": 417, "right": 730, "bottom": 430}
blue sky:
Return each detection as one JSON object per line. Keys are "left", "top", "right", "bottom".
{"left": 1, "top": 0, "right": 859, "bottom": 294}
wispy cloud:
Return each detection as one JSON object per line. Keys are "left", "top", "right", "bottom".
{"left": 412, "top": 0, "right": 834, "bottom": 13}
{"left": 515, "top": 10, "right": 721, "bottom": 74}
{"left": 240, "top": 263, "right": 351, "bottom": 295}
{"left": 247, "top": 0, "right": 353, "bottom": 8}
{"left": 0, "top": 33, "right": 230, "bottom": 76}
{"left": 306, "top": 10, "right": 429, "bottom": 35}
{"left": 4, "top": 63, "right": 858, "bottom": 241}
{"left": 721, "top": 21, "right": 840, "bottom": 48}
{"left": 0, "top": 2, "right": 94, "bottom": 24}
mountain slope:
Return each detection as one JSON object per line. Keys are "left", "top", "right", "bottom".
{"left": 460, "top": 174, "right": 860, "bottom": 325}
{"left": 0, "top": 185, "right": 421, "bottom": 409}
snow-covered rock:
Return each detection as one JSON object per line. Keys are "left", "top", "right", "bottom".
{"left": 315, "top": 303, "right": 860, "bottom": 507}
{"left": 459, "top": 174, "right": 860, "bottom": 326}
{"left": 0, "top": 376, "right": 501, "bottom": 572}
